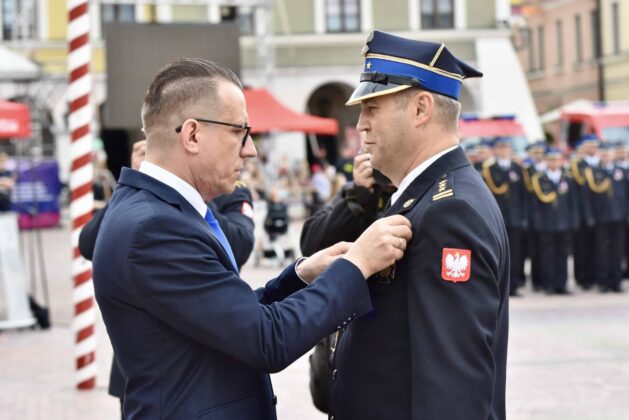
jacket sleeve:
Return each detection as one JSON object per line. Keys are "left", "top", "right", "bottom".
{"left": 78, "top": 206, "right": 108, "bottom": 261}
{"left": 406, "top": 198, "right": 506, "bottom": 419}
{"left": 208, "top": 187, "right": 255, "bottom": 268}
{"left": 127, "top": 214, "right": 373, "bottom": 374}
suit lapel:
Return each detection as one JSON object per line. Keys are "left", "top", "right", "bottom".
{"left": 117, "top": 168, "right": 239, "bottom": 274}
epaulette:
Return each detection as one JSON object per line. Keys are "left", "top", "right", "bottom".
{"left": 234, "top": 180, "right": 247, "bottom": 189}
{"left": 432, "top": 173, "right": 454, "bottom": 202}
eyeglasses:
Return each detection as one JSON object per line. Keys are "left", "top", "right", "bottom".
{"left": 175, "top": 118, "right": 251, "bottom": 147}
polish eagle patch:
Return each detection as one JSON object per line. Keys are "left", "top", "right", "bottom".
{"left": 441, "top": 248, "right": 471, "bottom": 282}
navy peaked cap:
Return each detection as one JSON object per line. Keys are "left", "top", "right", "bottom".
{"left": 346, "top": 30, "right": 483, "bottom": 105}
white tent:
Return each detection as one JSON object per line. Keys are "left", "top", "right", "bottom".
{"left": 0, "top": 45, "right": 40, "bottom": 82}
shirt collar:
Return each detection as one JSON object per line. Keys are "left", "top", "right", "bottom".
{"left": 139, "top": 161, "right": 207, "bottom": 218}
{"left": 391, "top": 145, "right": 458, "bottom": 205}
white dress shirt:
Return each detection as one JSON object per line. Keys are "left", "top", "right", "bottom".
{"left": 391, "top": 145, "right": 458, "bottom": 206}
{"left": 139, "top": 161, "right": 207, "bottom": 218}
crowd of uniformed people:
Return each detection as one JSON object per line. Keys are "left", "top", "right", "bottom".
{"left": 464, "top": 135, "right": 629, "bottom": 295}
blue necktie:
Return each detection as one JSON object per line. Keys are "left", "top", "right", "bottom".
{"left": 204, "top": 208, "right": 239, "bottom": 272}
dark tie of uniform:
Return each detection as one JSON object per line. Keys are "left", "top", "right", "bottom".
{"left": 205, "top": 208, "right": 239, "bottom": 272}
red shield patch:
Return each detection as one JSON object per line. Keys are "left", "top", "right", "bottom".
{"left": 241, "top": 202, "right": 254, "bottom": 219}
{"left": 441, "top": 248, "right": 472, "bottom": 282}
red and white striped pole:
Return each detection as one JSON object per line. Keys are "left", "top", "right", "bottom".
{"left": 68, "top": 0, "right": 96, "bottom": 390}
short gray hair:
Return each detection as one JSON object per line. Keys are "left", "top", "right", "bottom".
{"left": 395, "top": 88, "right": 461, "bottom": 133}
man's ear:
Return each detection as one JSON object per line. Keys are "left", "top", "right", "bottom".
{"left": 411, "top": 91, "right": 434, "bottom": 128}
{"left": 180, "top": 119, "right": 200, "bottom": 154}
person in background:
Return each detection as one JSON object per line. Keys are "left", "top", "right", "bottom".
{"left": 571, "top": 136, "right": 601, "bottom": 290}
{"left": 481, "top": 137, "right": 528, "bottom": 296}
{"left": 0, "top": 152, "right": 16, "bottom": 212}
{"left": 473, "top": 139, "right": 493, "bottom": 171}
{"left": 583, "top": 143, "right": 626, "bottom": 293}
{"left": 529, "top": 148, "right": 580, "bottom": 294}
{"left": 300, "top": 150, "right": 396, "bottom": 413}
{"left": 614, "top": 141, "right": 629, "bottom": 279}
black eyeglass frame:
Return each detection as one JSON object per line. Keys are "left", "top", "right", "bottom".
{"left": 175, "top": 118, "right": 251, "bottom": 147}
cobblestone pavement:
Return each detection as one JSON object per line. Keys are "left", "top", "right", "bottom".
{"left": 1, "top": 222, "right": 628, "bottom": 419}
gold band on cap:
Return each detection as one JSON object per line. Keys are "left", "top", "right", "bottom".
{"left": 365, "top": 53, "right": 464, "bottom": 81}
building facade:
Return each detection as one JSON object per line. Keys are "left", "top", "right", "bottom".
{"left": 511, "top": 0, "right": 600, "bottom": 115}
{"left": 600, "top": 0, "right": 629, "bottom": 100}
{"left": 0, "top": 0, "right": 541, "bottom": 177}
{"left": 512, "top": 0, "right": 629, "bottom": 112}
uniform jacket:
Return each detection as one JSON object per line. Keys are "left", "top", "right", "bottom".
{"left": 92, "top": 168, "right": 372, "bottom": 420}
{"left": 530, "top": 170, "right": 580, "bottom": 232}
{"left": 581, "top": 164, "right": 626, "bottom": 225}
{"left": 481, "top": 160, "right": 528, "bottom": 229}
{"left": 329, "top": 147, "right": 510, "bottom": 420}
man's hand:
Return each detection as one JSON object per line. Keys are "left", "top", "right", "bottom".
{"left": 296, "top": 242, "right": 352, "bottom": 283}
{"left": 353, "top": 153, "right": 375, "bottom": 189}
{"left": 343, "top": 215, "right": 412, "bottom": 279}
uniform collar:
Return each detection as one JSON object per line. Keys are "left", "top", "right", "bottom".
{"left": 385, "top": 146, "right": 470, "bottom": 215}
{"left": 391, "top": 145, "right": 458, "bottom": 206}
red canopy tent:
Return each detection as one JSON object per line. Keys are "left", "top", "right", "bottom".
{"left": 0, "top": 100, "right": 31, "bottom": 139}
{"left": 244, "top": 88, "right": 338, "bottom": 135}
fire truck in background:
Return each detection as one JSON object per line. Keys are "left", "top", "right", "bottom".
{"left": 458, "top": 114, "right": 529, "bottom": 158}
{"left": 559, "top": 101, "right": 629, "bottom": 149}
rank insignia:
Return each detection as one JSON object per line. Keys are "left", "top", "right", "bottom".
{"left": 403, "top": 199, "right": 415, "bottom": 208}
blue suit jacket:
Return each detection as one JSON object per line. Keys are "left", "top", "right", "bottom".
{"left": 93, "top": 168, "right": 372, "bottom": 419}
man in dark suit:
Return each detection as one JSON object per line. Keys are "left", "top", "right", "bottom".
{"left": 328, "top": 31, "right": 510, "bottom": 420}
{"left": 92, "top": 58, "right": 412, "bottom": 419}
{"left": 79, "top": 140, "right": 257, "bottom": 418}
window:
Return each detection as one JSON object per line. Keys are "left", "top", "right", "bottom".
{"left": 612, "top": 2, "right": 620, "bottom": 54}
{"left": 421, "top": 0, "right": 454, "bottom": 29}
{"left": 556, "top": 20, "right": 563, "bottom": 68}
{"left": 2, "top": 0, "right": 38, "bottom": 40}
{"left": 221, "top": 6, "right": 255, "bottom": 35}
{"left": 527, "top": 28, "right": 535, "bottom": 72}
{"left": 575, "top": 14, "right": 583, "bottom": 63}
{"left": 326, "top": 0, "right": 360, "bottom": 33}
{"left": 591, "top": 9, "right": 600, "bottom": 59}
{"left": 537, "top": 26, "right": 545, "bottom": 70}
{"left": 101, "top": 4, "right": 135, "bottom": 23}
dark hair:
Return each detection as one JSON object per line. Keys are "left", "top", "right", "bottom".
{"left": 141, "top": 58, "right": 242, "bottom": 131}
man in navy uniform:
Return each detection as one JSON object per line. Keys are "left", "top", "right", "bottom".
{"left": 328, "top": 31, "right": 510, "bottom": 420}
{"left": 481, "top": 137, "right": 528, "bottom": 295}
{"left": 571, "top": 135, "right": 601, "bottom": 289}
{"left": 529, "top": 148, "right": 580, "bottom": 294}
{"left": 614, "top": 141, "right": 629, "bottom": 278}
{"left": 92, "top": 58, "right": 413, "bottom": 419}
{"left": 583, "top": 142, "right": 626, "bottom": 292}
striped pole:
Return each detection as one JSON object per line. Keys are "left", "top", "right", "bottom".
{"left": 68, "top": 0, "right": 96, "bottom": 390}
